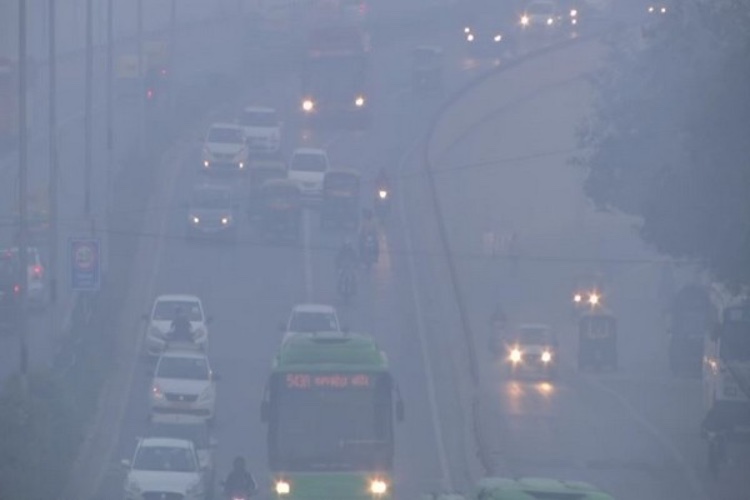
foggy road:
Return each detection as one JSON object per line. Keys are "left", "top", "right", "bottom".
{"left": 14, "top": 2, "right": 746, "bottom": 500}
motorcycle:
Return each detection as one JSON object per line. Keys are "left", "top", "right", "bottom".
{"left": 360, "top": 232, "right": 379, "bottom": 269}
{"left": 337, "top": 266, "right": 357, "bottom": 302}
{"left": 373, "top": 185, "right": 390, "bottom": 220}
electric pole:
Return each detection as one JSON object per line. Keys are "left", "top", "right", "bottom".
{"left": 84, "top": 0, "right": 93, "bottom": 219}
{"left": 106, "top": 0, "right": 114, "bottom": 210}
{"left": 48, "top": 0, "right": 58, "bottom": 304}
{"left": 17, "top": 0, "right": 29, "bottom": 394}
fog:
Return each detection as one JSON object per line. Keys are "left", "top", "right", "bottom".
{"left": 0, "top": 1, "right": 748, "bottom": 500}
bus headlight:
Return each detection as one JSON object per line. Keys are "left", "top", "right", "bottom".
{"left": 370, "top": 479, "right": 388, "bottom": 495}
{"left": 541, "top": 351, "right": 552, "bottom": 363}
{"left": 520, "top": 15, "right": 530, "bottom": 26}
{"left": 302, "top": 99, "right": 315, "bottom": 112}
{"left": 275, "top": 480, "right": 291, "bottom": 495}
{"left": 509, "top": 348, "right": 522, "bottom": 364}
{"left": 466, "top": 33, "right": 475, "bottom": 42}
{"left": 355, "top": 96, "right": 365, "bottom": 107}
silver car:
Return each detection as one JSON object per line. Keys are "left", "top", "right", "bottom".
{"left": 186, "top": 184, "right": 239, "bottom": 241}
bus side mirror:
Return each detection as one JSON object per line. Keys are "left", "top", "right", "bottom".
{"left": 396, "top": 400, "right": 405, "bottom": 422}
{"left": 260, "top": 400, "right": 269, "bottom": 423}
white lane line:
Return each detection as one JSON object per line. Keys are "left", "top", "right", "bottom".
{"left": 585, "top": 377, "right": 706, "bottom": 499}
{"left": 303, "top": 208, "right": 314, "bottom": 302}
{"left": 397, "top": 140, "right": 453, "bottom": 491}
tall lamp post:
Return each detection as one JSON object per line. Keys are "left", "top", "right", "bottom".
{"left": 48, "top": 0, "right": 58, "bottom": 304}
{"left": 17, "top": 0, "right": 30, "bottom": 394}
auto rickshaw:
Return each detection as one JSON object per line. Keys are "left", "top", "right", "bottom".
{"left": 257, "top": 179, "right": 302, "bottom": 242}
{"left": 412, "top": 45, "right": 444, "bottom": 92}
{"left": 247, "top": 159, "right": 287, "bottom": 218}
{"left": 320, "top": 168, "right": 361, "bottom": 230}
{"left": 578, "top": 309, "right": 618, "bottom": 371}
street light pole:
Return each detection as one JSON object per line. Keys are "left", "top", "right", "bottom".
{"left": 17, "top": 0, "right": 30, "bottom": 394}
{"left": 48, "top": 0, "right": 58, "bottom": 304}
{"left": 106, "top": 0, "right": 114, "bottom": 208}
{"left": 137, "top": 0, "right": 144, "bottom": 156}
{"left": 84, "top": 0, "right": 93, "bottom": 219}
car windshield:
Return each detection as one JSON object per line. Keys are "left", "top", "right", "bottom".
{"left": 192, "top": 189, "right": 231, "bottom": 209}
{"left": 152, "top": 300, "right": 203, "bottom": 321}
{"left": 133, "top": 445, "right": 197, "bottom": 472}
{"left": 207, "top": 127, "right": 244, "bottom": 144}
{"left": 518, "top": 327, "right": 552, "bottom": 345}
{"left": 240, "top": 110, "right": 278, "bottom": 127}
{"left": 148, "top": 423, "right": 210, "bottom": 449}
{"left": 156, "top": 356, "right": 210, "bottom": 380}
{"left": 291, "top": 153, "right": 327, "bottom": 173}
{"left": 289, "top": 312, "right": 339, "bottom": 332}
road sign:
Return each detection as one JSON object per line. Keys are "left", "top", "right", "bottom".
{"left": 69, "top": 237, "right": 101, "bottom": 292}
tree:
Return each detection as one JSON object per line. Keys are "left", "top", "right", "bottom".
{"left": 579, "top": 0, "right": 750, "bottom": 286}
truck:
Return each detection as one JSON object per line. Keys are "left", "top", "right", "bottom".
{"left": 299, "top": 23, "right": 371, "bottom": 128}
{"left": 261, "top": 331, "right": 404, "bottom": 500}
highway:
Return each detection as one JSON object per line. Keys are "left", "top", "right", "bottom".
{"left": 24, "top": 1, "right": 749, "bottom": 500}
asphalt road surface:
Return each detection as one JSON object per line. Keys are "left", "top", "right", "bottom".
{"left": 48, "top": 2, "right": 750, "bottom": 500}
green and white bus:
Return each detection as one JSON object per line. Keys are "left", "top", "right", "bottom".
{"left": 261, "top": 331, "right": 404, "bottom": 500}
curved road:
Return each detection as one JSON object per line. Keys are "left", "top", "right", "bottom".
{"left": 78, "top": 3, "right": 750, "bottom": 500}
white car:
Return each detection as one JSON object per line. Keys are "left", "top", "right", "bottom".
{"left": 151, "top": 350, "right": 217, "bottom": 420}
{"left": 288, "top": 147, "right": 330, "bottom": 197}
{"left": 238, "top": 106, "right": 282, "bottom": 155}
{"left": 504, "top": 323, "right": 559, "bottom": 379}
{"left": 284, "top": 304, "right": 341, "bottom": 334}
{"left": 201, "top": 123, "right": 248, "bottom": 174}
{"left": 122, "top": 437, "right": 208, "bottom": 500}
{"left": 520, "top": 0, "right": 562, "bottom": 29}
{"left": 144, "top": 294, "right": 211, "bottom": 356}
{"left": 1, "top": 247, "right": 46, "bottom": 307}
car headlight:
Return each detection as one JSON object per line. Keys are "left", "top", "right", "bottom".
{"left": 541, "top": 351, "right": 552, "bottom": 363}
{"left": 466, "top": 33, "right": 474, "bottom": 42}
{"left": 520, "top": 15, "right": 529, "bottom": 26}
{"left": 588, "top": 293, "right": 600, "bottom": 306}
{"left": 573, "top": 293, "right": 582, "bottom": 304}
{"left": 370, "top": 479, "right": 388, "bottom": 495}
{"left": 355, "top": 95, "right": 365, "bottom": 107}
{"left": 570, "top": 9, "right": 577, "bottom": 17}
{"left": 275, "top": 480, "right": 291, "bottom": 495}
{"left": 509, "top": 348, "right": 522, "bottom": 363}
{"left": 221, "top": 216, "right": 231, "bottom": 225}
{"left": 378, "top": 189, "right": 388, "bottom": 200}
{"left": 464, "top": 26, "right": 471, "bottom": 33}
{"left": 546, "top": 17, "right": 554, "bottom": 25}
{"left": 493, "top": 34, "right": 502, "bottom": 42}
{"left": 191, "top": 215, "right": 200, "bottom": 225}
{"left": 151, "top": 383, "right": 164, "bottom": 400}
{"left": 302, "top": 99, "right": 315, "bottom": 112}
{"left": 203, "top": 160, "right": 210, "bottom": 168}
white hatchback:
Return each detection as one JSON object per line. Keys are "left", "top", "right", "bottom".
{"left": 284, "top": 303, "right": 341, "bottom": 334}
{"left": 151, "top": 350, "right": 217, "bottom": 420}
{"left": 144, "top": 294, "right": 211, "bottom": 356}
{"left": 122, "top": 437, "right": 207, "bottom": 500}
{"left": 288, "top": 147, "right": 331, "bottom": 198}
{"left": 201, "top": 123, "right": 248, "bottom": 174}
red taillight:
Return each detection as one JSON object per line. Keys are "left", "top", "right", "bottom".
{"left": 159, "top": 67, "right": 168, "bottom": 76}
{"left": 146, "top": 88, "right": 155, "bottom": 100}
{"left": 32, "top": 265, "right": 43, "bottom": 278}
{"left": 13, "top": 284, "right": 21, "bottom": 294}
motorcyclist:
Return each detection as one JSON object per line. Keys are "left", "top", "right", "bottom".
{"left": 170, "top": 306, "right": 193, "bottom": 342}
{"left": 359, "top": 210, "right": 379, "bottom": 260}
{"left": 223, "top": 456, "right": 258, "bottom": 498}
{"left": 336, "top": 239, "right": 359, "bottom": 270}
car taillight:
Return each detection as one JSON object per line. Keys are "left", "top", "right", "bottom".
{"left": 13, "top": 284, "right": 21, "bottom": 295}
{"left": 32, "top": 265, "right": 43, "bottom": 278}
{"left": 146, "top": 88, "right": 155, "bottom": 100}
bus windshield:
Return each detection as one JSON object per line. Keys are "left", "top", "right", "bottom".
{"left": 270, "top": 372, "right": 392, "bottom": 471}
{"left": 303, "top": 56, "right": 366, "bottom": 95}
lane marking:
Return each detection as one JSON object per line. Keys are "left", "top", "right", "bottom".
{"left": 303, "top": 208, "right": 314, "bottom": 302}
{"left": 397, "top": 139, "right": 453, "bottom": 491}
